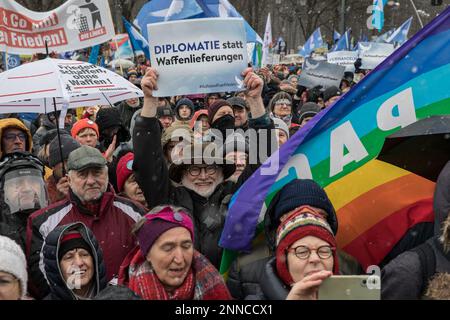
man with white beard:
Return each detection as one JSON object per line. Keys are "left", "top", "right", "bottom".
{"left": 132, "top": 67, "right": 276, "bottom": 268}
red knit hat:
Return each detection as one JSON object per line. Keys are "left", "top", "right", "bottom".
{"left": 208, "top": 99, "right": 232, "bottom": 125}
{"left": 71, "top": 118, "right": 100, "bottom": 139}
{"left": 275, "top": 207, "right": 339, "bottom": 286}
{"left": 116, "top": 152, "right": 134, "bottom": 193}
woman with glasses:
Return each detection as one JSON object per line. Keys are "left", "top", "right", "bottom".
{"left": 248, "top": 209, "right": 339, "bottom": 300}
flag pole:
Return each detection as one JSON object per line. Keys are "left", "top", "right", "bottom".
{"left": 45, "top": 41, "right": 66, "bottom": 177}
{"left": 113, "top": 35, "right": 124, "bottom": 76}
{"left": 409, "top": 0, "right": 424, "bottom": 28}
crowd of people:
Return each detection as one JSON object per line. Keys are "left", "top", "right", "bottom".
{"left": 0, "top": 49, "right": 449, "bottom": 301}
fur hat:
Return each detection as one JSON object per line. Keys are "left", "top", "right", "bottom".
{"left": 0, "top": 236, "right": 27, "bottom": 299}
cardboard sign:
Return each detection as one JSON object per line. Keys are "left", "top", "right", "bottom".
{"left": 298, "top": 58, "right": 345, "bottom": 89}
{"left": 147, "top": 18, "right": 248, "bottom": 97}
{"left": 358, "top": 42, "right": 395, "bottom": 70}
{"left": 0, "top": 0, "right": 115, "bottom": 54}
{"left": 327, "top": 51, "right": 358, "bottom": 72}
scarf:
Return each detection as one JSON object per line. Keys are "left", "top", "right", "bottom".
{"left": 123, "top": 247, "right": 231, "bottom": 300}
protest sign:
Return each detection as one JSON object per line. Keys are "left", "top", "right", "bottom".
{"left": 147, "top": 18, "right": 248, "bottom": 97}
{"left": 358, "top": 42, "right": 395, "bottom": 70}
{"left": 0, "top": 0, "right": 115, "bottom": 54}
{"left": 327, "top": 50, "right": 358, "bottom": 72}
{"left": 298, "top": 58, "right": 345, "bottom": 89}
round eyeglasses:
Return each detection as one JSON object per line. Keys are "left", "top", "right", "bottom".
{"left": 287, "top": 245, "right": 335, "bottom": 260}
{"left": 187, "top": 165, "right": 218, "bottom": 176}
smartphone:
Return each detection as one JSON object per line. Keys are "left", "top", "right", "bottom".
{"left": 318, "top": 275, "right": 380, "bottom": 300}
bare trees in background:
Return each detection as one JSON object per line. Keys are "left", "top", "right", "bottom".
{"left": 13, "top": 0, "right": 449, "bottom": 52}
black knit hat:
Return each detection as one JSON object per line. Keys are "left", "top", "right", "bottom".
{"left": 175, "top": 98, "right": 194, "bottom": 120}
{"left": 298, "top": 102, "right": 321, "bottom": 124}
{"left": 95, "top": 107, "right": 123, "bottom": 133}
{"left": 157, "top": 105, "right": 174, "bottom": 118}
{"left": 58, "top": 231, "right": 92, "bottom": 260}
{"left": 48, "top": 134, "right": 81, "bottom": 167}
{"left": 273, "top": 179, "right": 338, "bottom": 235}
{"left": 322, "top": 86, "right": 342, "bottom": 103}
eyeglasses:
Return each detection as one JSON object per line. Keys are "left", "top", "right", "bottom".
{"left": 287, "top": 245, "right": 335, "bottom": 260}
{"left": 3, "top": 133, "right": 26, "bottom": 142}
{"left": 187, "top": 165, "right": 218, "bottom": 176}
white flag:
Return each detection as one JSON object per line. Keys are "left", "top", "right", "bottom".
{"left": 262, "top": 13, "right": 272, "bottom": 66}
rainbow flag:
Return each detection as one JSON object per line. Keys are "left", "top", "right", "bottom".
{"left": 219, "top": 7, "right": 450, "bottom": 275}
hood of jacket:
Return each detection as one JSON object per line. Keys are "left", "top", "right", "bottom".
{"left": 0, "top": 118, "right": 33, "bottom": 159}
{"left": 42, "top": 222, "right": 107, "bottom": 300}
{"left": 260, "top": 257, "right": 289, "bottom": 300}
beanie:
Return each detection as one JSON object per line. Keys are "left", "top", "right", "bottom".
{"left": 273, "top": 179, "right": 338, "bottom": 235}
{"left": 268, "top": 92, "right": 293, "bottom": 113}
{"left": 58, "top": 231, "right": 92, "bottom": 261}
{"left": 157, "top": 105, "right": 174, "bottom": 118}
{"left": 298, "top": 102, "right": 321, "bottom": 124}
{"left": 322, "top": 86, "right": 342, "bottom": 103}
{"left": 136, "top": 206, "right": 194, "bottom": 257}
{"left": 208, "top": 99, "right": 232, "bottom": 125}
{"left": 275, "top": 209, "right": 338, "bottom": 286}
{"left": 272, "top": 118, "right": 290, "bottom": 138}
{"left": 95, "top": 107, "right": 122, "bottom": 133}
{"left": 48, "top": 134, "right": 81, "bottom": 167}
{"left": 0, "top": 236, "right": 28, "bottom": 299}
{"left": 227, "top": 97, "right": 249, "bottom": 110}
{"left": 71, "top": 118, "right": 100, "bottom": 139}
{"left": 116, "top": 152, "right": 134, "bottom": 193}
{"left": 175, "top": 98, "right": 194, "bottom": 120}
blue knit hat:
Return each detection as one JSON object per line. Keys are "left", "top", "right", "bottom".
{"left": 273, "top": 179, "right": 338, "bottom": 235}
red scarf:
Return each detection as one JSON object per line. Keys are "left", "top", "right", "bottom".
{"left": 121, "top": 247, "right": 231, "bottom": 300}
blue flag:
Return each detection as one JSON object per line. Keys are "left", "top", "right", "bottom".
{"left": 333, "top": 30, "right": 341, "bottom": 43}
{"left": 387, "top": 17, "right": 413, "bottom": 45}
{"left": 372, "top": 0, "right": 388, "bottom": 32}
{"left": 298, "top": 28, "right": 323, "bottom": 57}
{"left": 89, "top": 45, "right": 100, "bottom": 65}
{"left": 134, "top": 0, "right": 262, "bottom": 44}
{"left": 3, "top": 53, "right": 21, "bottom": 70}
{"left": 331, "top": 29, "right": 352, "bottom": 52}
{"left": 122, "top": 17, "right": 150, "bottom": 60}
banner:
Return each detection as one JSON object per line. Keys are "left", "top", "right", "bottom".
{"left": 219, "top": 7, "right": 450, "bottom": 274}
{"left": 298, "top": 58, "right": 345, "bottom": 89}
{"left": 147, "top": 18, "right": 248, "bottom": 97}
{"left": 358, "top": 42, "right": 395, "bottom": 70}
{"left": 327, "top": 51, "right": 358, "bottom": 72}
{"left": 0, "top": 0, "right": 115, "bottom": 54}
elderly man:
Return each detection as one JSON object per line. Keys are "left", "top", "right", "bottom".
{"left": 133, "top": 67, "right": 275, "bottom": 268}
{"left": 0, "top": 118, "right": 33, "bottom": 160}
{"left": 26, "top": 145, "right": 146, "bottom": 298}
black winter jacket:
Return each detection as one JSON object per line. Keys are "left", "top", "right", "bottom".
{"left": 43, "top": 222, "right": 107, "bottom": 300}
{"left": 133, "top": 115, "right": 275, "bottom": 268}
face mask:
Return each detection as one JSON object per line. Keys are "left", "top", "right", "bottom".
{"left": 211, "top": 114, "right": 235, "bottom": 137}
{"left": 272, "top": 113, "right": 292, "bottom": 126}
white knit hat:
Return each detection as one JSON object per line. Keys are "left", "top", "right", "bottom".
{"left": 0, "top": 236, "right": 28, "bottom": 299}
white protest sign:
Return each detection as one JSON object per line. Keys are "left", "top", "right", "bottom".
{"left": 358, "top": 42, "right": 395, "bottom": 70}
{"left": 272, "top": 54, "right": 280, "bottom": 65}
{"left": 327, "top": 51, "right": 358, "bottom": 72}
{"left": 147, "top": 18, "right": 248, "bottom": 97}
{"left": 0, "top": 0, "right": 115, "bottom": 54}
{"left": 298, "top": 58, "right": 345, "bottom": 89}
